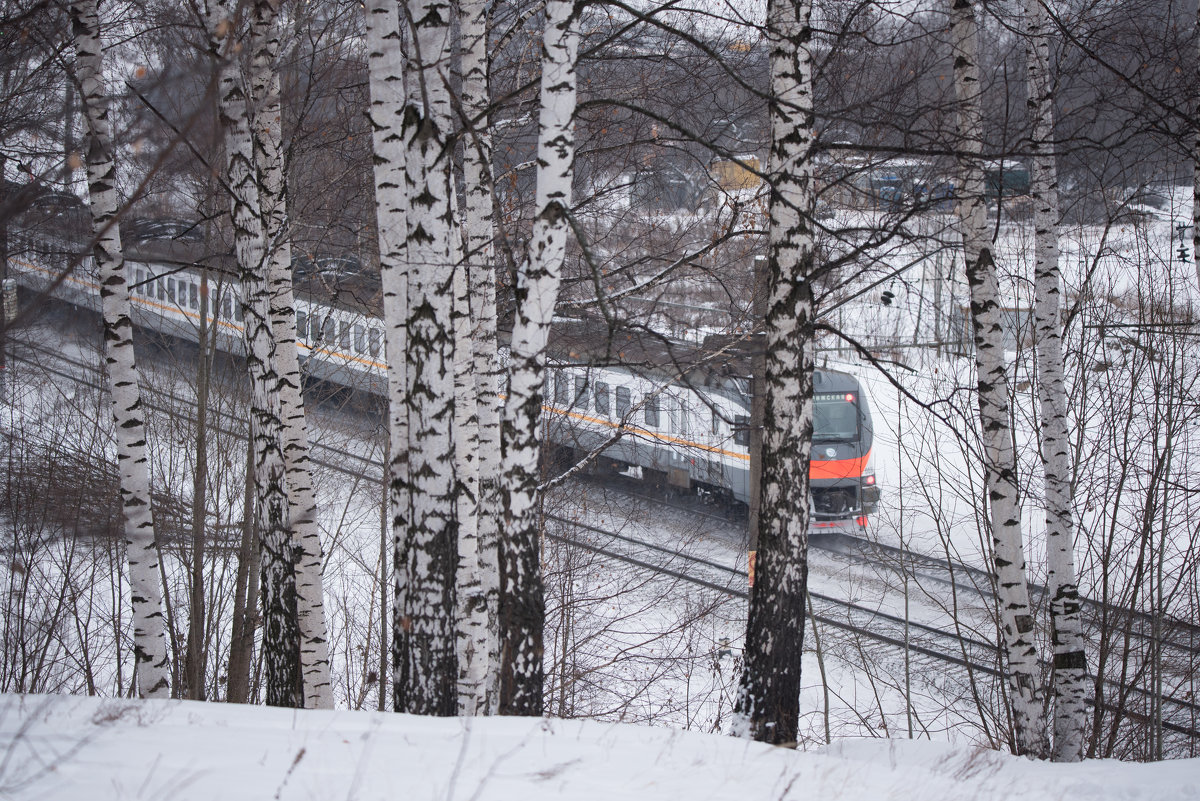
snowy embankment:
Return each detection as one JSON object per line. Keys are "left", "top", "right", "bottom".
{"left": 2, "top": 695, "right": 1195, "bottom": 800}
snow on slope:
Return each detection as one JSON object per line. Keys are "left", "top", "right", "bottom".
{"left": 2, "top": 694, "right": 1195, "bottom": 801}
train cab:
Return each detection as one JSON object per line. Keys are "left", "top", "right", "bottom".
{"left": 810, "top": 369, "right": 877, "bottom": 525}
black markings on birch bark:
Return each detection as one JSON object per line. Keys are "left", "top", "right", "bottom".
{"left": 394, "top": 0, "right": 459, "bottom": 716}
{"left": 362, "top": 0, "right": 417, "bottom": 716}
{"left": 247, "top": 0, "right": 333, "bottom": 711}
{"left": 459, "top": 0, "right": 501, "bottom": 715}
{"left": 949, "top": 0, "right": 1048, "bottom": 758}
{"left": 732, "top": 0, "right": 815, "bottom": 747}
{"left": 70, "top": 0, "right": 171, "bottom": 700}
{"left": 498, "top": 0, "right": 579, "bottom": 716}
{"left": 1024, "top": 0, "right": 1087, "bottom": 762}
{"left": 204, "top": 0, "right": 301, "bottom": 708}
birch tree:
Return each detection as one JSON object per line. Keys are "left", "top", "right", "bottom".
{"left": 394, "top": 0, "right": 459, "bottom": 716}
{"left": 363, "top": 0, "right": 410, "bottom": 715}
{"left": 948, "top": 0, "right": 1047, "bottom": 758}
{"left": 204, "top": 0, "right": 301, "bottom": 708}
{"left": 457, "top": 0, "right": 500, "bottom": 715}
{"left": 731, "top": 0, "right": 815, "bottom": 747}
{"left": 498, "top": 0, "right": 579, "bottom": 716}
{"left": 247, "top": 0, "right": 333, "bottom": 711}
{"left": 1023, "top": 0, "right": 1088, "bottom": 762}
{"left": 69, "top": 0, "right": 170, "bottom": 699}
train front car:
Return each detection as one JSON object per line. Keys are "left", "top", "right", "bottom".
{"left": 809, "top": 369, "right": 878, "bottom": 528}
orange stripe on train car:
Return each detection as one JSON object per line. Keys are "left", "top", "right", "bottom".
{"left": 810, "top": 451, "right": 870, "bottom": 480}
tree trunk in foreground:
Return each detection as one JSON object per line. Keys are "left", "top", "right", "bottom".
{"left": 205, "top": 0, "right": 301, "bottom": 708}
{"left": 732, "top": 0, "right": 815, "bottom": 746}
{"left": 457, "top": 0, "right": 500, "bottom": 715}
{"left": 393, "top": 0, "right": 459, "bottom": 716}
{"left": 498, "top": 0, "right": 580, "bottom": 716}
{"left": 949, "top": 0, "right": 1048, "bottom": 758}
{"left": 248, "top": 0, "right": 333, "bottom": 710}
{"left": 1023, "top": 0, "right": 1087, "bottom": 762}
{"left": 70, "top": 0, "right": 171, "bottom": 700}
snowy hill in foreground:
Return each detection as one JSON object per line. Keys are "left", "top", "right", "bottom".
{"left": 2, "top": 695, "right": 1195, "bottom": 800}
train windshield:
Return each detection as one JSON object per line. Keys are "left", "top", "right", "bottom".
{"left": 813, "top": 393, "right": 858, "bottom": 441}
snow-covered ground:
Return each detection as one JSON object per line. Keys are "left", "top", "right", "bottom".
{"left": 1, "top": 694, "right": 1195, "bottom": 800}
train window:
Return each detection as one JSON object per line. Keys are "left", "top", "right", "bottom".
{"left": 167, "top": 278, "right": 176, "bottom": 304}
{"left": 189, "top": 282, "right": 199, "bottom": 310}
{"left": 733, "top": 415, "right": 750, "bottom": 447}
{"left": 594, "top": 382, "right": 610, "bottom": 416}
{"left": 340, "top": 320, "right": 351, "bottom": 350}
{"left": 615, "top": 386, "right": 630, "bottom": 418}
{"left": 553, "top": 373, "right": 568, "bottom": 405}
{"left": 323, "top": 316, "right": 335, "bottom": 344}
{"left": 157, "top": 279, "right": 165, "bottom": 302}
{"left": 223, "top": 293, "right": 233, "bottom": 320}
{"left": 644, "top": 394, "right": 659, "bottom": 428}
{"left": 296, "top": 311, "right": 308, "bottom": 339}
{"left": 712, "top": 408, "right": 721, "bottom": 435}
{"left": 234, "top": 299, "right": 244, "bottom": 322}
{"left": 369, "top": 328, "right": 381, "bottom": 357}
{"left": 135, "top": 269, "right": 145, "bottom": 294}
{"left": 354, "top": 324, "right": 366, "bottom": 354}
{"left": 574, "top": 376, "right": 588, "bottom": 409}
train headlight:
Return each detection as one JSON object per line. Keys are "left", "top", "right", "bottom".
{"left": 860, "top": 468, "right": 880, "bottom": 506}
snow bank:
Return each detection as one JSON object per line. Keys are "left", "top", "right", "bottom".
{"left": 1, "top": 694, "right": 1194, "bottom": 800}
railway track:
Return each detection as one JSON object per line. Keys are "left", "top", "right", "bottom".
{"left": 8, "top": 333, "right": 1200, "bottom": 742}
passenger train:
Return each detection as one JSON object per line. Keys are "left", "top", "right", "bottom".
{"left": 7, "top": 224, "right": 879, "bottom": 525}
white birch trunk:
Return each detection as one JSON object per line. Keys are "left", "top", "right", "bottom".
{"left": 949, "top": 0, "right": 1048, "bottom": 758}
{"left": 363, "top": 0, "right": 411, "bottom": 715}
{"left": 247, "top": 0, "right": 333, "bottom": 711}
{"left": 498, "top": 0, "right": 579, "bottom": 716}
{"left": 1194, "top": 2, "right": 1200, "bottom": 290}
{"left": 205, "top": 0, "right": 301, "bottom": 707}
{"left": 732, "top": 0, "right": 815, "bottom": 746}
{"left": 69, "top": 0, "right": 170, "bottom": 699}
{"left": 458, "top": 0, "right": 500, "bottom": 715}
{"left": 453, "top": 257, "right": 487, "bottom": 713}
{"left": 1024, "top": 0, "right": 1088, "bottom": 762}
{"left": 395, "top": 0, "right": 459, "bottom": 715}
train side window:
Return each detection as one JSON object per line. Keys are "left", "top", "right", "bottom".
{"left": 135, "top": 269, "right": 145, "bottom": 294}
{"left": 712, "top": 408, "right": 720, "bottom": 435}
{"left": 157, "top": 279, "right": 165, "bottom": 302}
{"left": 574, "top": 376, "right": 588, "bottom": 409}
{"left": 594, "top": 382, "right": 610, "bottom": 416}
{"left": 354, "top": 324, "right": 366, "bottom": 354}
{"left": 234, "top": 298, "right": 244, "bottom": 322}
{"left": 340, "top": 320, "right": 351, "bottom": 350}
{"left": 733, "top": 415, "right": 750, "bottom": 447}
{"left": 223, "top": 293, "right": 233, "bottom": 320}
{"left": 321, "top": 316, "right": 334, "bottom": 344}
{"left": 167, "top": 278, "right": 176, "bottom": 304}
{"left": 296, "top": 310, "right": 308, "bottom": 339}
{"left": 189, "top": 282, "right": 199, "bottom": 310}
{"left": 553, "top": 373, "right": 568, "bottom": 405}
{"left": 369, "top": 328, "right": 381, "bottom": 357}
{"left": 615, "top": 386, "right": 630, "bottom": 418}
{"left": 644, "top": 394, "right": 659, "bottom": 428}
